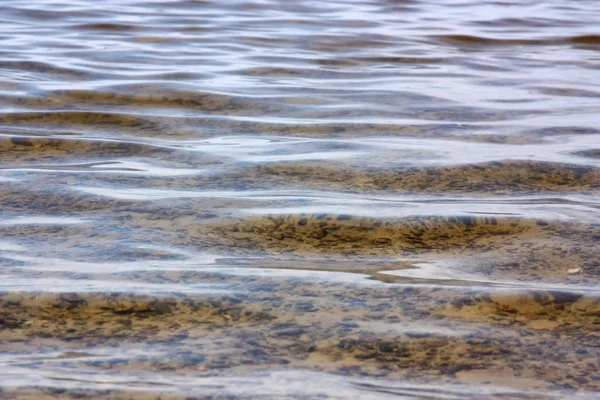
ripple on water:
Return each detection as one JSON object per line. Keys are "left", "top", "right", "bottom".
{"left": 1, "top": 0, "right": 600, "bottom": 398}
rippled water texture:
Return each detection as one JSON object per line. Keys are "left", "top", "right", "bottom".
{"left": 1, "top": 0, "right": 600, "bottom": 398}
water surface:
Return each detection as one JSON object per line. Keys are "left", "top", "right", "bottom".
{"left": 1, "top": 0, "right": 600, "bottom": 398}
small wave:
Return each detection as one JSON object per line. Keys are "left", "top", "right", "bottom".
{"left": 0, "top": 135, "right": 169, "bottom": 157}
{"left": 229, "top": 160, "right": 600, "bottom": 193}
{"left": 0, "top": 111, "right": 165, "bottom": 133}
{"left": 573, "top": 149, "right": 600, "bottom": 159}
{"left": 68, "top": 23, "right": 141, "bottom": 32}
{"left": 431, "top": 34, "right": 600, "bottom": 47}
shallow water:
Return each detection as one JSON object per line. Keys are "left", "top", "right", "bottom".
{"left": 1, "top": 0, "right": 600, "bottom": 398}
